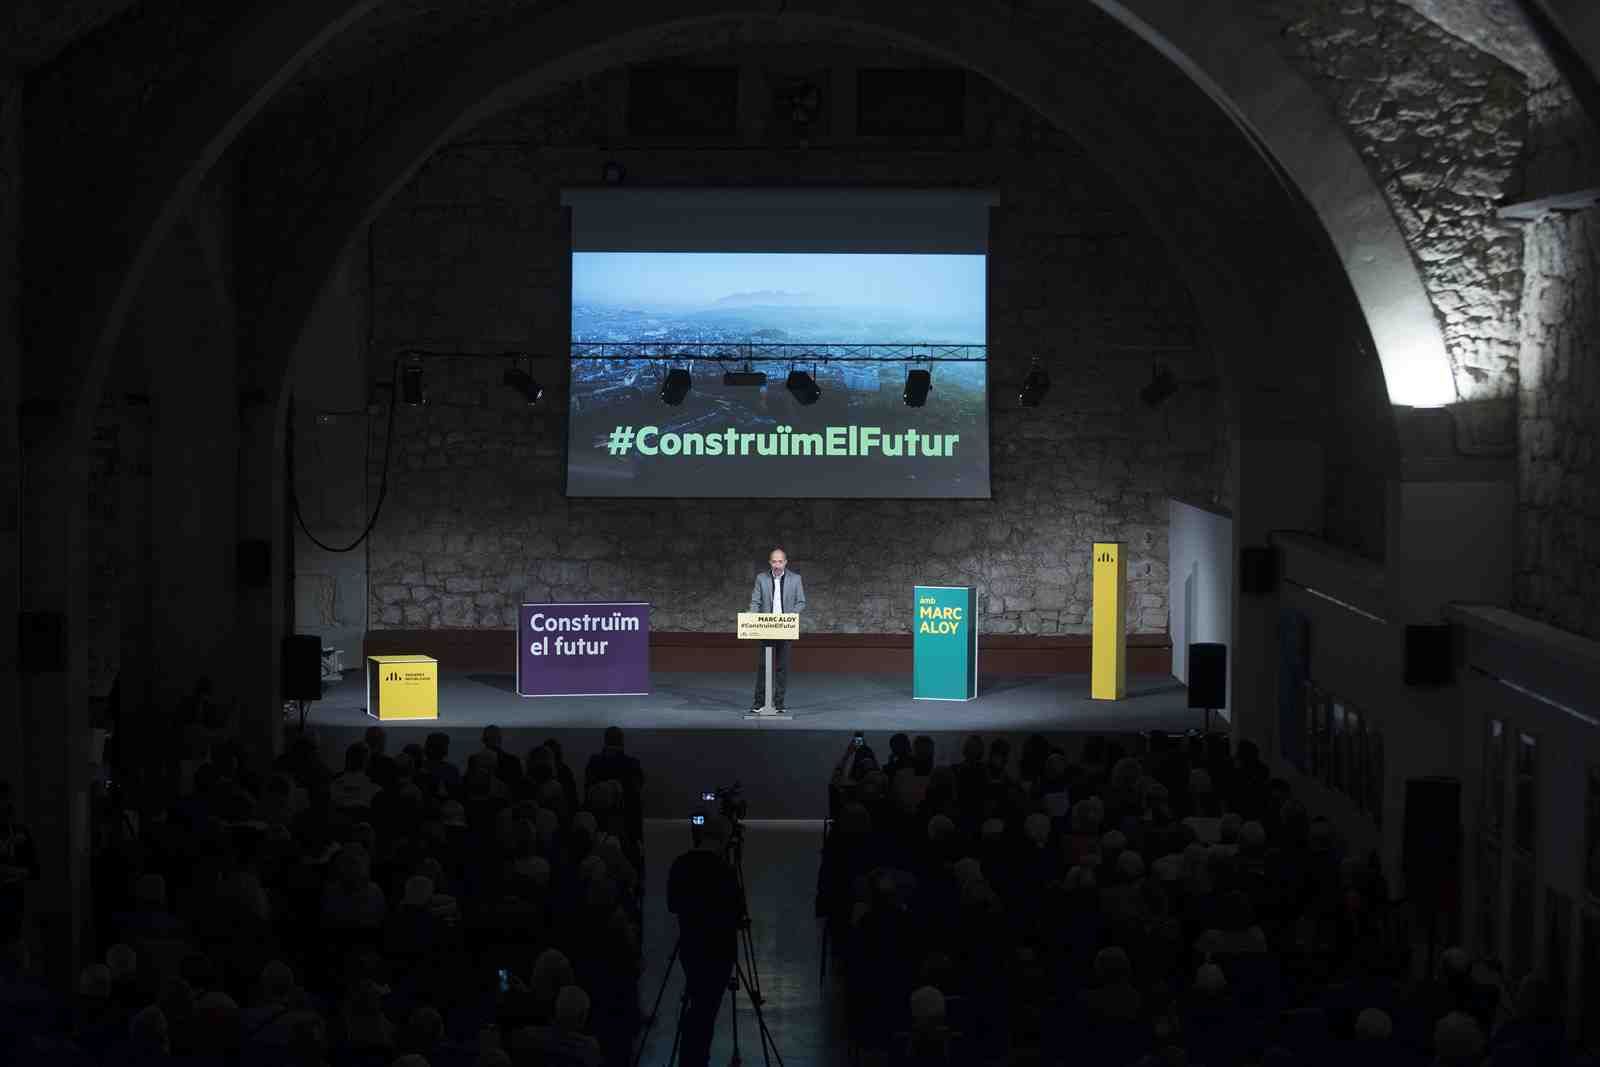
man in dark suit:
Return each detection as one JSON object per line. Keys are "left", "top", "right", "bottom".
{"left": 748, "top": 546, "right": 806, "bottom": 712}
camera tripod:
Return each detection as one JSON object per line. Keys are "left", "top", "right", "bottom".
{"left": 634, "top": 824, "right": 783, "bottom": 1067}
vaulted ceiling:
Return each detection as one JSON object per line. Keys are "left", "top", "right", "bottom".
{"left": 6, "top": 0, "right": 1574, "bottom": 84}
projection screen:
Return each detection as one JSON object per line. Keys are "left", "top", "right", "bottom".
{"left": 561, "top": 189, "right": 996, "bottom": 499}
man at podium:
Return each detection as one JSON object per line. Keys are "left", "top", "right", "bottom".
{"left": 749, "top": 547, "right": 806, "bottom": 712}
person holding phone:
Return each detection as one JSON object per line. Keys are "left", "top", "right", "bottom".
{"left": 748, "top": 547, "right": 806, "bottom": 713}
{"left": 828, "top": 734, "right": 879, "bottom": 817}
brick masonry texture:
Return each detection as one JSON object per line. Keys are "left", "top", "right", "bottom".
{"left": 1516, "top": 209, "right": 1600, "bottom": 642}
{"left": 356, "top": 68, "right": 1226, "bottom": 636}
{"left": 1273, "top": 0, "right": 1529, "bottom": 401}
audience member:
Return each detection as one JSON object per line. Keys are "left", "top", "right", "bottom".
{"left": 9, "top": 708, "right": 1536, "bottom": 1067}
{"left": 126, "top": 1003, "right": 170, "bottom": 1062}
{"left": 330, "top": 744, "right": 381, "bottom": 813}
{"left": 363, "top": 725, "right": 397, "bottom": 786}
{"left": 882, "top": 733, "right": 913, "bottom": 779}
{"left": 421, "top": 732, "right": 462, "bottom": 798}
{"left": 507, "top": 984, "right": 603, "bottom": 1067}
{"left": 0, "top": 781, "right": 40, "bottom": 943}
{"left": 541, "top": 738, "right": 580, "bottom": 815}
{"left": 1434, "top": 1010, "right": 1486, "bottom": 1067}
{"left": 480, "top": 726, "right": 524, "bottom": 791}
{"left": 584, "top": 727, "right": 644, "bottom": 845}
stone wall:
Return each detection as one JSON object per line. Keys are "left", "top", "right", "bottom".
{"left": 1524, "top": 80, "right": 1600, "bottom": 197}
{"left": 1515, "top": 208, "right": 1600, "bottom": 642}
{"left": 1273, "top": 0, "right": 1529, "bottom": 402}
{"left": 289, "top": 255, "right": 375, "bottom": 665}
{"left": 350, "top": 68, "right": 1224, "bottom": 637}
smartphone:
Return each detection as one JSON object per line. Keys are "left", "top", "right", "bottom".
{"left": 498, "top": 968, "right": 510, "bottom": 993}
{"left": 852, "top": 732, "right": 864, "bottom": 748}
{"left": 691, "top": 814, "right": 706, "bottom": 826}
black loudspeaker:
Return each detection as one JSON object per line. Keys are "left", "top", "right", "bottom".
{"left": 282, "top": 634, "right": 322, "bottom": 701}
{"left": 18, "top": 610, "right": 68, "bottom": 674}
{"left": 1240, "top": 546, "right": 1278, "bottom": 595}
{"left": 1403, "top": 776, "right": 1461, "bottom": 894}
{"left": 1404, "top": 624, "right": 1453, "bottom": 686}
{"left": 1187, "top": 643, "right": 1227, "bottom": 709}
{"left": 237, "top": 539, "right": 271, "bottom": 588}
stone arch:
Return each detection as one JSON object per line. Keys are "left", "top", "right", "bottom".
{"left": 247, "top": 0, "right": 1398, "bottom": 488}
{"left": 26, "top": 0, "right": 380, "bottom": 449}
{"left": 1092, "top": 0, "right": 1457, "bottom": 408}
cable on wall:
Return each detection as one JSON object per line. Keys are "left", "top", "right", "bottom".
{"left": 288, "top": 353, "right": 402, "bottom": 554}
{"left": 290, "top": 226, "right": 398, "bottom": 555}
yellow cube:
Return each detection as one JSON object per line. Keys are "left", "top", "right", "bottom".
{"left": 366, "top": 655, "right": 439, "bottom": 720}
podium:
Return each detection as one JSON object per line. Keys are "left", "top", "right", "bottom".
{"left": 737, "top": 612, "right": 798, "bottom": 718}
{"left": 366, "top": 655, "right": 439, "bottom": 720}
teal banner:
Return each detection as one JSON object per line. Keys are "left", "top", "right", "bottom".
{"left": 913, "top": 585, "right": 977, "bottom": 701}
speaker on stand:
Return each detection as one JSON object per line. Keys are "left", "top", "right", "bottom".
{"left": 1187, "top": 642, "right": 1227, "bottom": 734}
{"left": 282, "top": 634, "right": 322, "bottom": 734}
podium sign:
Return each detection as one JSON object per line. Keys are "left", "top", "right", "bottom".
{"left": 738, "top": 612, "right": 797, "bottom": 717}
{"left": 737, "top": 612, "right": 799, "bottom": 640}
{"left": 366, "top": 655, "right": 439, "bottom": 720}
{"left": 913, "top": 585, "right": 977, "bottom": 701}
{"left": 1091, "top": 542, "right": 1127, "bottom": 700}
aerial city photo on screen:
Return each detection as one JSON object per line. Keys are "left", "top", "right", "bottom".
{"left": 566, "top": 251, "right": 991, "bottom": 498}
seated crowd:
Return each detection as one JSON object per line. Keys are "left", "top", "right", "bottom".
{"left": 817, "top": 731, "right": 1585, "bottom": 1067}
{"left": 2, "top": 723, "right": 648, "bottom": 1067}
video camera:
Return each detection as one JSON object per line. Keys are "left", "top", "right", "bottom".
{"left": 701, "top": 782, "right": 748, "bottom": 824}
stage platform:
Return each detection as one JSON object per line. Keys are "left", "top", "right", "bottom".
{"left": 303, "top": 669, "right": 1208, "bottom": 819}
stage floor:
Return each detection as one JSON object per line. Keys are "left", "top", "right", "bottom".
{"left": 304, "top": 669, "right": 1205, "bottom": 818}
{"left": 316, "top": 669, "right": 1196, "bottom": 732}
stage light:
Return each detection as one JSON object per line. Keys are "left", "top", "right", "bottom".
{"left": 1019, "top": 359, "right": 1050, "bottom": 407}
{"left": 400, "top": 364, "right": 426, "bottom": 406}
{"left": 786, "top": 369, "right": 821, "bottom": 405}
{"left": 503, "top": 360, "right": 544, "bottom": 405}
{"left": 723, "top": 368, "right": 768, "bottom": 387}
{"left": 660, "top": 367, "right": 692, "bottom": 405}
{"left": 1140, "top": 364, "right": 1177, "bottom": 408}
{"left": 903, "top": 368, "right": 931, "bottom": 407}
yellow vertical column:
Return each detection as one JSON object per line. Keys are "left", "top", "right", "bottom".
{"left": 1091, "top": 541, "right": 1127, "bottom": 700}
